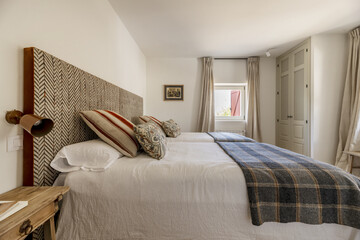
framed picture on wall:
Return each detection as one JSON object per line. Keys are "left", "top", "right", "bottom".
{"left": 164, "top": 85, "right": 184, "bottom": 101}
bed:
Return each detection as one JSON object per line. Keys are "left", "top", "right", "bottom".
{"left": 54, "top": 141, "right": 359, "bottom": 240}
{"left": 22, "top": 48, "right": 360, "bottom": 240}
{"left": 166, "top": 132, "right": 214, "bottom": 142}
{"left": 166, "top": 132, "right": 255, "bottom": 143}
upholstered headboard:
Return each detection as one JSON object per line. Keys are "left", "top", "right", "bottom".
{"left": 23, "top": 47, "right": 143, "bottom": 186}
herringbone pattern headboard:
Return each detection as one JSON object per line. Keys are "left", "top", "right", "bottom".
{"left": 23, "top": 47, "right": 143, "bottom": 187}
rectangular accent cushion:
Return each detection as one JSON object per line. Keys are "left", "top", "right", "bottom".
{"left": 80, "top": 110, "right": 140, "bottom": 157}
{"left": 138, "top": 116, "right": 164, "bottom": 130}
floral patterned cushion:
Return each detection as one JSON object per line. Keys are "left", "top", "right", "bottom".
{"left": 134, "top": 121, "right": 167, "bottom": 160}
{"left": 162, "top": 119, "right": 181, "bottom": 138}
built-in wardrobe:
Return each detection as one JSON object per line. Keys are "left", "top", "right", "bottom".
{"left": 276, "top": 39, "right": 311, "bottom": 156}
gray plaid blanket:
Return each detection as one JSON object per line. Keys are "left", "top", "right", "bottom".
{"left": 216, "top": 142, "right": 360, "bottom": 229}
{"left": 207, "top": 132, "right": 255, "bottom": 142}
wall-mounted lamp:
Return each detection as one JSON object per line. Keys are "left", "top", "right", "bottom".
{"left": 5, "top": 110, "right": 54, "bottom": 137}
{"left": 265, "top": 48, "right": 275, "bottom": 57}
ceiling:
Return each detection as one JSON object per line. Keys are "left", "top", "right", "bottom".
{"left": 109, "top": 0, "right": 360, "bottom": 58}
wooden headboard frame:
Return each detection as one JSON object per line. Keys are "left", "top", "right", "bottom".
{"left": 23, "top": 47, "right": 143, "bottom": 186}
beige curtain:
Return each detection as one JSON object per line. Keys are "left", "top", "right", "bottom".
{"left": 335, "top": 27, "right": 360, "bottom": 171}
{"left": 197, "top": 57, "right": 215, "bottom": 132}
{"left": 246, "top": 57, "right": 262, "bottom": 141}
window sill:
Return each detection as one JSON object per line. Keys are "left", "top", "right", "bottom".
{"left": 215, "top": 119, "right": 246, "bottom": 122}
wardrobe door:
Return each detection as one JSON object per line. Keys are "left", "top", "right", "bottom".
{"left": 276, "top": 40, "right": 310, "bottom": 156}
{"left": 290, "top": 45, "right": 309, "bottom": 155}
{"left": 277, "top": 56, "right": 291, "bottom": 150}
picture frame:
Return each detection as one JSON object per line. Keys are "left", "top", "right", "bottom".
{"left": 164, "top": 85, "right": 184, "bottom": 101}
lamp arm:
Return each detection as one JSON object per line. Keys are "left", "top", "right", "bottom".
{"left": 5, "top": 110, "right": 24, "bottom": 125}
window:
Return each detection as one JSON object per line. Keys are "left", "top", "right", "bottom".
{"left": 214, "top": 83, "right": 246, "bottom": 120}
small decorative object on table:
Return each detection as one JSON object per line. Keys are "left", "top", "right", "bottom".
{"left": 0, "top": 201, "right": 28, "bottom": 221}
{"left": 0, "top": 186, "right": 69, "bottom": 240}
{"left": 164, "top": 85, "right": 184, "bottom": 101}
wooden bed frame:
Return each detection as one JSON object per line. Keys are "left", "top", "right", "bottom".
{"left": 23, "top": 48, "right": 35, "bottom": 186}
{"left": 22, "top": 47, "right": 143, "bottom": 187}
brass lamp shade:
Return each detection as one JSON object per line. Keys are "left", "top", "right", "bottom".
{"left": 5, "top": 110, "right": 54, "bottom": 137}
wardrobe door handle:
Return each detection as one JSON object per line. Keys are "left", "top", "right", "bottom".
{"left": 287, "top": 115, "right": 293, "bottom": 119}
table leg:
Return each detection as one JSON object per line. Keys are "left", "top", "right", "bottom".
{"left": 44, "top": 216, "right": 56, "bottom": 240}
{"left": 49, "top": 217, "right": 56, "bottom": 240}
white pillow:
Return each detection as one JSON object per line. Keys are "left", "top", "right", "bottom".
{"left": 50, "top": 139, "right": 123, "bottom": 172}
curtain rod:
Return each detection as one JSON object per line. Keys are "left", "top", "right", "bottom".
{"left": 351, "top": 25, "right": 360, "bottom": 31}
{"left": 214, "top": 58, "right": 247, "bottom": 60}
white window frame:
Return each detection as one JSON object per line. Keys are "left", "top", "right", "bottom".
{"left": 214, "top": 83, "right": 246, "bottom": 121}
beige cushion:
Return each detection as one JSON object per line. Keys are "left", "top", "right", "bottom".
{"left": 138, "top": 115, "right": 166, "bottom": 133}
{"left": 134, "top": 121, "right": 167, "bottom": 160}
{"left": 162, "top": 119, "right": 181, "bottom": 138}
{"left": 80, "top": 110, "right": 139, "bottom": 157}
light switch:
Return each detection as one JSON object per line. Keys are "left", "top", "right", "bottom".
{"left": 7, "top": 135, "right": 23, "bottom": 152}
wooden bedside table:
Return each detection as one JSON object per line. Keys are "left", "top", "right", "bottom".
{"left": 0, "top": 186, "right": 69, "bottom": 240}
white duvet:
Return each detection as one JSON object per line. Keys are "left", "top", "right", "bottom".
{"left": 56, "top": 142, "right": 360, "bottom": 240}
{"left": 166, "top": 132, "right": 214, "bottom": 142}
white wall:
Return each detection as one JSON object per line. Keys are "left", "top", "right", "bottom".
{"left": 311, "top": 34, "right": 348, "bottom": 165}
{"left": 146, "top": 57, "right": 276, "bottom": 144}
{"left": 146, "top": 58, "right": 202, "bottom": 132}
{"left": 0, "top": 0, "right": 146, "bottom": 194}
{"left": 213, "top": 60, "right": 247, "bottom": 83}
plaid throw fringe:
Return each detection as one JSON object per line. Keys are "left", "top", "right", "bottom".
{"left": 216, "top": 142, "right": 360, "bottom": 229}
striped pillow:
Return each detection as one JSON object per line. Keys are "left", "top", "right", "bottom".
{"left": 138, "top": 115, "right": 164, "bottom": 131}
{"left": 80, "top": 110, "right": 140, "bottom": 157}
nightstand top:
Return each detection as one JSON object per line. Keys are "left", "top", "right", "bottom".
{"left": 0, "top": 186, "right": 69, "bottom": 238}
